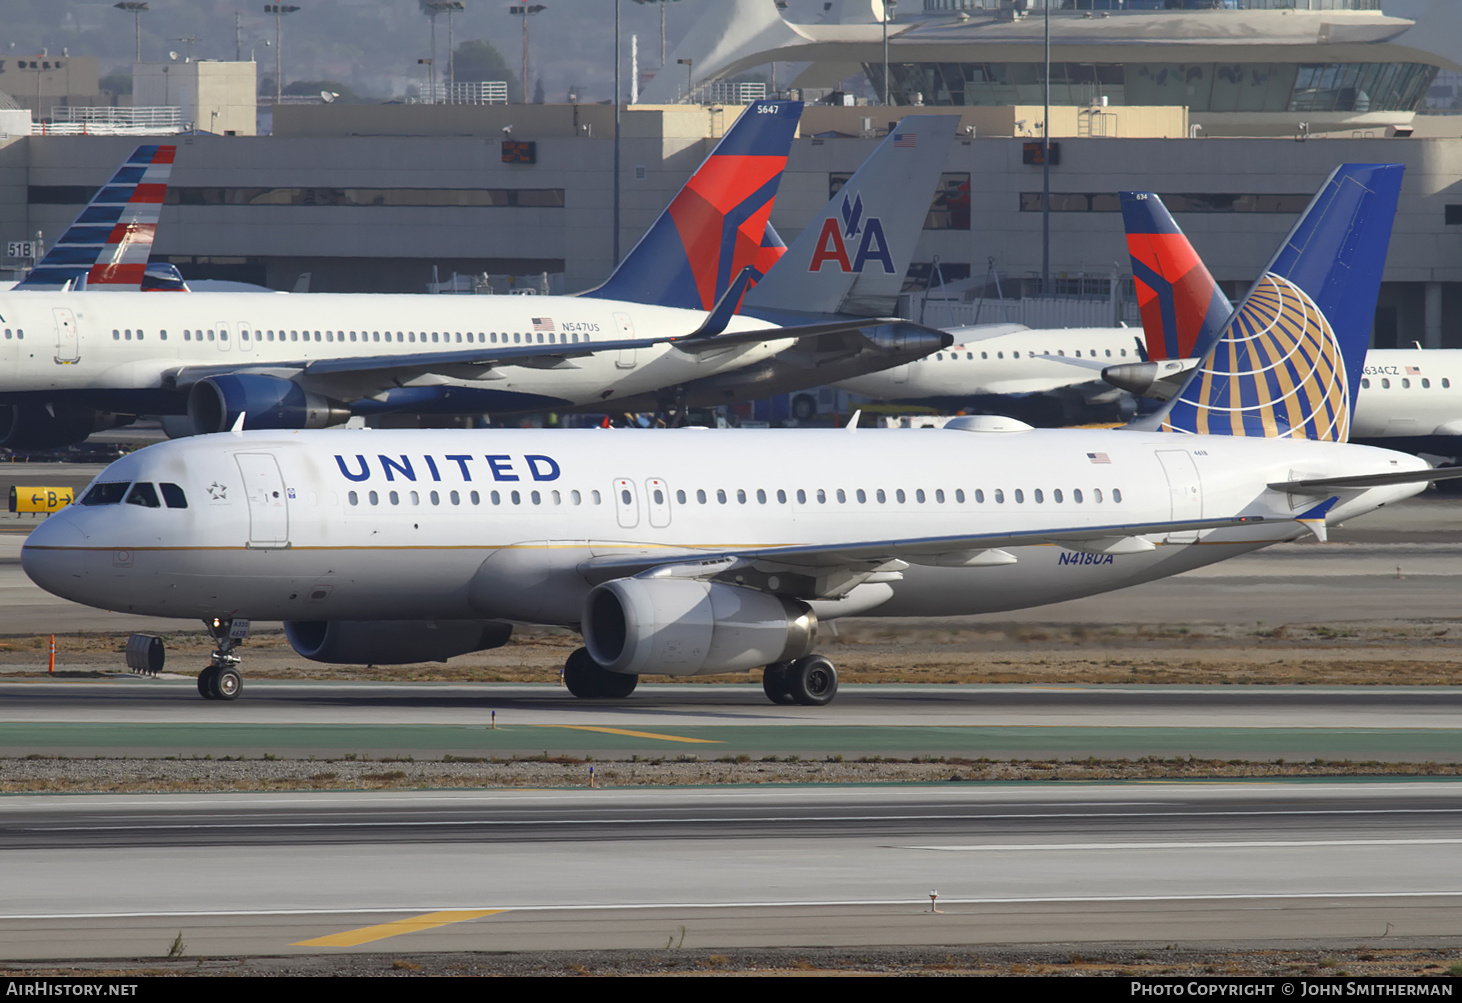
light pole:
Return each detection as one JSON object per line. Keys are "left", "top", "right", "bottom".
{"left": 882, "top": 0, "right": 897, "bottom": 106}
{"left": 431, "top": 2, "right": 465, "bottom": 100}
{"left": 677, "top": 57, "right": 692, "bottom": 101}
{"left": 614, "top": 0, "right": 621, "bottom": 263}
{"left": 508, "top": 5, "right": 546, "bottom": 104}
{"left": 263, "top": 5, "right": 299, "bottom": 107}
{"left": 631, "top": 0, "right": 681, "bottom": 70}
{"left": 113, "top": 3, "right": 149, "bottom": 64}
{"left": 418, "top": 58, "right": 434, "bottom": 104}
{"left": 1041, "top": 0, "right": 1050, "bottom": 294}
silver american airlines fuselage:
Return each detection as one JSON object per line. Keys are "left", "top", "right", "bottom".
{"left": 23, "top": 424, "right": 1426, "bottom": 629}
{"left": 0, "top": 289, "right": 794, "bottom": 416}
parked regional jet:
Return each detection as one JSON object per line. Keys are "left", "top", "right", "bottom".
{"left": 0, "top": 101, "right": 945, "bottom": 450}
{"left": 25, "top": 164, "right": 1454, "bottom": 707}
{"left": 834, "top": 321, "right": 1147, "bottom": 424}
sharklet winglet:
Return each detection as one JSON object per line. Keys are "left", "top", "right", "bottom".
{"left": 1295, "top": 496, "right": 1340, "bottom": 543}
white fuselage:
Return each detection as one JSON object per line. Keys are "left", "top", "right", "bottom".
{"left": 1355, "top": 350, "right": 1462, "bottom": 446}
{"left": 836, "top": 325, "right": 1143, "bottom": 401}
{"left": 22, "top": 426, "right": 1426, "bottom": 641}
{"left": 0, "top": 289, "right": 788, "bottom": 411}
{"left": 841, "top": 328, "right": 1462, "bottom": 448}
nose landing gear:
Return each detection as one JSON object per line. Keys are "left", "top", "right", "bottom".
{"left": 197, "top": 616, "right": 249, "bottom": 701}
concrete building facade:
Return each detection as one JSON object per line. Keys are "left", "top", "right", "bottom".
{"left": 0, "top": 103, "right": 1458, "bottom": 348}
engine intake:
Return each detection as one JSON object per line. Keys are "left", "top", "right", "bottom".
{"left": 188, "top": 374, "right": 350, "bottom": 434}
{"left": 284, "top": 619, "right": 512, "bottom": 664}
{"left": 583, "top": 578, "right": 816, "bottom": 676}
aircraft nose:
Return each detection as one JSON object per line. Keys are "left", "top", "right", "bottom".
{"left": 21, "top": 513, "right": 91, "bottom": 602}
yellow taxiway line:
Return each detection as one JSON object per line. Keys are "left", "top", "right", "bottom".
{"left": 293, "top": 909, "right": 509, "bottom": 947}
{"left": 548, "top": 724, "right": 724, "bottom": 744}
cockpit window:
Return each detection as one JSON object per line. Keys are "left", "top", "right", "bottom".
{"left": 125, "top": 482, "right": 161, "bottom": 508}
{"left": 79, "top": 482, "right": 129, "bottom": 506}
{"left": 160, "top": 483, "right": 188, "bottom": 509}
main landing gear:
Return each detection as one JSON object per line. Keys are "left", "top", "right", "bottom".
{"left": 197, "top": 616, "right": 249, "bottom": 701}
{"left": 763, "top": 655, "right": 839, "bottom": 707}
{"left": 562, "top": 647, "right": 638, "bottom": 699}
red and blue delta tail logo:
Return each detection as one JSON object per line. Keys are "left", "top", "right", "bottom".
{"left": 583, "top": 100, "right": 802, "bottom": 310}
{"left": 808, "top": 190, "right": 895, "bottom": 274}
{"left": 16, "top": 144, "right": 176, "bottom": 292}
{"left": 1120, "top": 192, "right": 1229, "bottom": 362}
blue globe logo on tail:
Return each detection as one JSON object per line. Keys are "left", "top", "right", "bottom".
{"left": 1162, "top": 272, "right": 1348, "bottom": 441}
{"left": 1150, "top": 163, "right": 1403, "bottom": 443}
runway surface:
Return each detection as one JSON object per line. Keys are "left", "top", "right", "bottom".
{"left": 0, "top": 781, "right": 1457, "bottom": 959}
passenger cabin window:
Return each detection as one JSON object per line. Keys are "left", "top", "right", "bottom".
{"left": 80, "top": 482, "right": 129, "bottom": 506}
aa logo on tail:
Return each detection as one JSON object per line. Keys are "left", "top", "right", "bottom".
{"left": 809, "top": 191, "right": 895, "bottom": 274}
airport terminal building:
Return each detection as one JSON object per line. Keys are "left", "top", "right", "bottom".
{"left": 0, "top": 0, "right": 1460, "bottom": 348}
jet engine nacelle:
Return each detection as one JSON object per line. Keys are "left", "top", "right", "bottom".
{"left": 1102, "top": 359, "right": 1196, "bottom": 402}
{"left": 283, "top": 619, "right": 513, "bottom": 664}
{"left": 188, "top": 374, "right": 350, "bottom": 434}
{"left": 583, "top": 578, "right": 816, "bottom": 676}
{"left": 0, "top": 404, "right": 132, "bottom": 452}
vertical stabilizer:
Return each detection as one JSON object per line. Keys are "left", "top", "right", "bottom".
{"left": 582, "top": 99, "right": 801, "bottom": 310}
{"left": 743, "top": 115, "right": 959, "bottom": 317}
{"left": 1151, "top": 164, "right": 1403, "bottom": 441}
{"left": 1120, "top": 191, "right": 1230, "bottom": 362}
{"left": 16, "top": 144, "right": 176, "bottom": 292}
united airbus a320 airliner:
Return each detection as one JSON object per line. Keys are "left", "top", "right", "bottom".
{"left": 24, "top": 164, "right": 1448, "bottom": 707}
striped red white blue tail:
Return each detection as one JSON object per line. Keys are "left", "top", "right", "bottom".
{"left": 15, "top": 144, "right": 176, "bottom": 292}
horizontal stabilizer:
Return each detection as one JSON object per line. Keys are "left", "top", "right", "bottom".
{"left": 1268, "top": 466, "right": 1462, "bottom": 492}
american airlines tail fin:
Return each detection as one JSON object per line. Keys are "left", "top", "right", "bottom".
{"left": 1120, "top": 191, "right": 1229, "bottom": 362}
{"left": 582, "top": 99, "right": 801, "bottom": 310}
{"left": 743, "top": 115, "right": 960, "bottom": 317}
{"left": 15, "top": 144, "right": 176, "bottom": 292}
{"left": 1148, "top": 164, "right": 1403, "bottom": 441}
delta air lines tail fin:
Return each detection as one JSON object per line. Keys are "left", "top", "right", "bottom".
{"left": 582, "top": 99, "right": 801, "bottom": 310}
{"left": 743, "top": 115, "right": 960, "bottom": 317}
{"left": 1120, "top": 191, "right": 1229, "bottom": 362}
{"left": 1148, "top": 164, "right": 1403, "bottom": 441}
{"left": 16, "top": 144, "right": 176, "bottom": 292}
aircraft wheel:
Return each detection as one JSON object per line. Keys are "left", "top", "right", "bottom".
{"left": 214, "top": 667, "right": 243, "bottom": 701}
{"left": 786, "top": 655, "right": 838, "bottom": 707}
{"left": 762, "top": 662, "right": 796, "bottom": 705}
{"left": 197, "top": 666, "right": 218, "bottom": 700}
{"left": 563, "top": 648, "right": 637, "bottom": 699}
{"left": 792, "top": 394, "right": 817, "bottom": 422}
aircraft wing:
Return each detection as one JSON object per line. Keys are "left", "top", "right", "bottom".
{"left": 163, "top": 319, "right": 941, "bottom": 392}
{"left": 578, "top": 320, "right": 953, "bottom": 413}
{"left": 578, "top": 513, "right": 1270, "bottom": 598}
